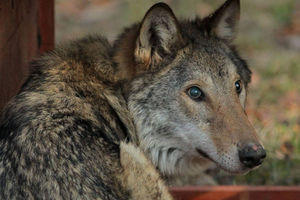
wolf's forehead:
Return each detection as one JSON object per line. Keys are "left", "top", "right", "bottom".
{"left": 181, "top": 47, "right": 237, "bottom": 79}
{"left": 173, "top": 39, "right": 251, "bottom": 86}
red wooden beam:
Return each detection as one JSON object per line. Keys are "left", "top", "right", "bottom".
{"left": 38, "top": 0, "right": 54, "bottom": 53}
{"left": 0, "top": 0, "right": 54, "bottom": 110}
{"left": 170, "top": 186, "right": 300, "bottom": 200}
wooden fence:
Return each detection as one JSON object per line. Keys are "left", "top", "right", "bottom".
{"left": 170, "top": 186, "right": 300, "bottom": 200}
{"left": 0, "top": 0, "right": 54, "bottom": 110}
{"left": 0, "top": 1, "right": 299, "bottom": 200}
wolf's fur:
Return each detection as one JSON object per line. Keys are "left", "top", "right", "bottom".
{"left": 0, "top": 0, "right": 264, "bottom": 199}
{"left": 119, "top": 142, "right": 173, "bottom": 200}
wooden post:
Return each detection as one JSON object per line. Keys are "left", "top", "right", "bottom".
{"left": 0, "top": 0, "right": 54, "bottom": 111}
{"left": 170, "top": 186, "right": 300, "bottom": 200}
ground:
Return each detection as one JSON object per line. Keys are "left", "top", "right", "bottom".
{"left": 55, "top": 0, "right": 300, "bottom": 186}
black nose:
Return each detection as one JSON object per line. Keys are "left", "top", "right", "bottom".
{"left": 239, "top": 143, "right": 266, "bottom": 168}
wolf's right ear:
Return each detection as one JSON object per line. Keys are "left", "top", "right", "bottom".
{"left": 200, "top": 0, "right": 240, "bottom": 43}
{"left": 134, "top": 3, "right": 185, "bottom": 69}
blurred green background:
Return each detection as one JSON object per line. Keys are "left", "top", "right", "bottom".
{"left": 55, "top": 0, "right": 300, "bottom": 186}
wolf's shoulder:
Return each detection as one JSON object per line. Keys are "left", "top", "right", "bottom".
{"left": 0, "top": 35, "right": 122, "bottom": 142}
{"left": 27, "top": 35, "right": 116, "bottom": 86}
{"left": 55, "top": 34, "right": 113, "bottom": 66}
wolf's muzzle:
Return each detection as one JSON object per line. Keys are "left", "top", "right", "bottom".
{"left": 238, "top": 143, "right": 266, "bottom": 168}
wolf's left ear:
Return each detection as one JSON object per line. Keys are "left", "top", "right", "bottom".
{"left": 202, "top": 0, "right": 240, "bottom": 43}
{"left": 134, "top": 3, "right": 185, "bottom": 68}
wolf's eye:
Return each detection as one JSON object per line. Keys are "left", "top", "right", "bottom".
{"left": 235, "top": 80, "right": 242, "bottom": 94}
{"left": 187, "top": 86, "right": 204, "bottom": 100}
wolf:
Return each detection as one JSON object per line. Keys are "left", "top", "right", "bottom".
{"left": 0, "top": 0, "right": 266, "bottom": 199}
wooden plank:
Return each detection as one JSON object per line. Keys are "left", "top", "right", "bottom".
{"left": 0, "top": 0, "right": 54, "bottom": 111}
{"left": 0, "top": 0, "right": 38, "bottom": 111}
{"left": 170, "top": 186, "right": 300, "bottom": 200}
{"left": 38, "top": 0, "right": 54, "bottom": 53}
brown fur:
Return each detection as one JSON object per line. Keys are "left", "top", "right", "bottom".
{"left": 119, "top": 142, "right": 173, "bottom": 200}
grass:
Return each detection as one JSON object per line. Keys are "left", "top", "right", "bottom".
{"left": 225, "top": 0, "right": 299, "bottom": 185}
{"left": 177, "top": 0, "right": 300, "bottom": 186}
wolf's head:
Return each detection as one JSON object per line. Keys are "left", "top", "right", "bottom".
{"left": 114, "top": 0, "right": 266, "bottom": 175}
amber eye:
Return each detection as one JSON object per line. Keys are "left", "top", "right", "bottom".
{"left": 235, "top": 80, "right": 242, "bottom": 94}
{"left": 187, "top": 86, "right": 205, "bottom": 101}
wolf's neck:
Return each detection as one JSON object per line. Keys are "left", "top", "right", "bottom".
{"left": 103, "top": 88, "right": 139, "bottom": 145}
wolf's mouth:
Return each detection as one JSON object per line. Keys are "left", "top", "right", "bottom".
{"left": 196, "top": 148, "right": 250, "bottom": 174}
{"left": 196, "top": 148, "right": 210, "bottom": 160}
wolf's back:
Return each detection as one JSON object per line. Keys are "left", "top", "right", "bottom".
{"left": 0, "top": 35, "right": 131, "bottom": 199}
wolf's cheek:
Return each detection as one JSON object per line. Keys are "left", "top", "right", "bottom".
{"left": 239, "top": 86, "right": 247, "bottom": 108}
